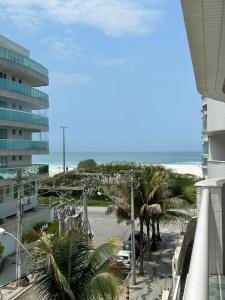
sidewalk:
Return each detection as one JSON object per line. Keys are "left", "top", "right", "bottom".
{"left": 121, "top": 222, "right": 181, "bottom": 300}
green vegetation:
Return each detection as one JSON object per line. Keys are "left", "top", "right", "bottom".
{"left": 38, "top": 196, "right": 59, "bottom": 206}
{"left": 77, "top": 159, "right": 97, "bottom": 172}
{"left": 22, "top": 221, "right": 59, "bottom": 243}
{"left": 48, "top": 220, "right": 59, "bottom": 234}
{"left": 0, "top": 242, "right": 4, "bottom": 257}
{"left": 31, "top": 229, "right": 123, "bottom": 300}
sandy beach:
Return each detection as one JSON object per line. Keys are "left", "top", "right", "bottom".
{"left": 49, "top": 163, "right": 202, "bottom": 178}
{"left": 162, "top": 164, "right": 202, "bottom": 177}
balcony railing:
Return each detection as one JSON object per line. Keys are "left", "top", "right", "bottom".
{"left": 0, "top": 46, "right": 48, "bottom": 78}
{"left": 0, "top": 140, "right": 48, "bottom": 151}
{"left": 0, "top": 164, "right": 48, "bottom": 179}
{"left": 0, "top": 79, "right": 49, "bottom": 102}
{"left": 183, "top": 188, "right": 209, "bottom": 300}
{"left": 0, "top": 108, "right": 48, "bottom": 127}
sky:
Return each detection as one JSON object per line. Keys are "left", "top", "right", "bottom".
{"left": 0, "top": 0, "right": 202, "bottom": 152}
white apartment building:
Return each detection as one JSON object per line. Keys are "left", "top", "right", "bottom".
{"left": 0, "top": 35, "right": 49, "bottom": 220}
{"left": 171, "top": 1, "right": 225, "bottom": 299}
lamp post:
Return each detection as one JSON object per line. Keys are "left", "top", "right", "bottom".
{"left": 60, "top": 126, "right": 67, "bottom": 174}
{"left": 0, "top": 228, "right": 30, "bottom": 256}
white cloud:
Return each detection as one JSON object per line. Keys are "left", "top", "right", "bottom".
{"left": 41, "top": 36, "right": 81, "bottom": 61}
{"left": 95, "top": 57, "right": 142, "bottom": 67}
{"left": 50, "top": 72, "right": 91, "bottom": 87}
{"left": 0, "top": 0, "right": 163, "bottom": 37}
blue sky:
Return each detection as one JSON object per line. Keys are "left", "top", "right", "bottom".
{"left": 0, "top": 0, "right": 201, "bottom": 152}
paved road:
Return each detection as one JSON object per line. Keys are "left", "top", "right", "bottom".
{"left": 0, "top": 207, "right": 130, "bottom": 287}
{"left": 88, "top": 207, "right": 130, "bottom": 246}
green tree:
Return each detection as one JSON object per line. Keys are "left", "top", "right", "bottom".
{"left": 77, "top": 159, "right": 97, "bottom": 172}
{"left": 31, "top": 230, "right": 123, "bottom": 300}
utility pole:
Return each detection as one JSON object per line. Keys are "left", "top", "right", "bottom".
{"left": 16, "top": 169, "right": 23, "bottom": 287}
{"left": 60, "top": 126, "right": 67, "bottom": 177}
{"left": 82, "top": 179, "right": 90, "bottom": 235}
{"left": 58, "top": 193, "right": 65, "bottom": 235}
{"left": 130, "top": 172, "right": 136, "bottom": 285}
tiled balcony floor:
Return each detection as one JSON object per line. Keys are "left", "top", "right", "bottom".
{"left": 209, "top": 275, "right": 225, "bottom": 299}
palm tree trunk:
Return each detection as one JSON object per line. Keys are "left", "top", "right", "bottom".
{"left": 151, "top": 219, "right": 157, "bottom": 251}
{"left": 146, "top": 219, "right": 151, "bottom": 259}
{"left": 156, "top": 218, "right": 161, "bottom": 241}
{"left": 139, "top": 219, "right": 144, "bottom": 275}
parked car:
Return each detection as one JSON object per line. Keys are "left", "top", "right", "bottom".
{"left": 115, "top": 250, "right": 131, "bottom": 270}
{"left": 123, "top": 240, "right": 140, "bottom": 257}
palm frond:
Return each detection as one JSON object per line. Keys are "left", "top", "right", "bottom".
{"left": 164, "top": 209, "right": 191, "bottom": 220}
{"left": 162, "top": 197, "right": 189, "bottom": 210}
{"left": 86, "top": 272, "right": 119, "bottom": 300}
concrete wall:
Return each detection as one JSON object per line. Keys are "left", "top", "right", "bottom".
{"left": 0, "top": 206, "right": 50, "bottom": 257}
{"left": 209, "top": 134, "right": 225, "bottom": 161}
{"left": 208, "top": 161, "right": 225, "bottom": 178}
{"left": 0, "top": 194, "right": 38, "bottom": 220}
{"left": 207, "top": 98, "right": 225, "bottom": 133}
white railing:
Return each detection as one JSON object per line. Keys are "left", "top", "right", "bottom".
{"left": 183, "top": 188, "right": 209, "bottom": 300}
{"left": 173, "top": 275, "right": 180, "bottom": 300}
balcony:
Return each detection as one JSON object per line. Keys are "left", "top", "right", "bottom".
{"left": 0, "top": 164, "right": 48, "bottom": 180}
{"left": 208, "top": 160, "right": 225, "bottom": 178}
{"left": 0, "top": 79, "right": 48, "bottom": 102}
{"left": 0, "top": 46, "right": 48, "bottom": 86}
{"left": 0, "top": 139, "right": 49, "bottom": 155}
{"left": 0, "top": 108, "right": 48, "bottom": 131}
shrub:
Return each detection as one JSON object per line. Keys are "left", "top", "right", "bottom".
{"left": 77, "top": 159, "right": 97, "bottom": 172}
{"left": 48, "top": 221, "right": 59, "bottom": 234}
{"left": 0, "top": 242, "right": 4, "bottom": 257}
{"left": 22, "top": 230, "right": 40, "bottom": 243}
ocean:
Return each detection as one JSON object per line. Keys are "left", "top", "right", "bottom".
{"left": 33, "top": 151, "right": 201, "bottom": 173}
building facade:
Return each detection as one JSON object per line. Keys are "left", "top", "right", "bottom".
{"left": 0, "top": 35, "right": 49, "bottom": 219}
{"left": 171, "top": 1, "right": 225, "bottom": 299}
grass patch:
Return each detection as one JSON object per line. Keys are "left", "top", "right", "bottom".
{"left": 88, "top": 199, "right": 113, "bottom": 207}
{"left": 39, "top": 196, "right": 112, "bottom": 207}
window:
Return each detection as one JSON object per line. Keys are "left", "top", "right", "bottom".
{"left": 19, "top": 79, "right": 22, "bottom": 84}
{"left": 0, "top": 72, "right": 6, "bottom": 79}
{"left": 12, "top": 77, "right": 15, "bottom": 81}
{"left": 19, "top": 105, "right": 22, "bottom": 110}
{"left": 14, "top": 185, "right": 18, "bottom": 199}
{"left": 19, "top": 130, "right": 22, "bottom": 136}
{"left": 0, "top": 156, "right": 7, "bottom": 168}
{"left": 0, "top": 188, "right": 3, "bottom": 203}
{"left": 12, "top": 129, "right": 16, "bottom": 135}
{"left": 0, "top": 128, "right": 7, "bottom": 139}
{"left": 12, "top": 104, "right": 16, "bottom": 109}
{"left": 19, "top": 155, "right": 22, "bottom": 161}
{"left": 12, "top": 155, "right": 16, "bottom": 161}
{"left": 0, "top": 101, "right": 7, "bottom": 108}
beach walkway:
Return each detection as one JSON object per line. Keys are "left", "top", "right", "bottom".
{"left": 121, "top": 222, "right": 181, "bottom": 300}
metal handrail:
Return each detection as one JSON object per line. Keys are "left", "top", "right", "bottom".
{"left": 183, "top": 188, "right": 209, "bottom": 300}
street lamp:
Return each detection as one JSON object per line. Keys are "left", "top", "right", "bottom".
{"left": 60, "top": 126, "right": 67, "bottom": 174}
{"left": 0, "top": 228, "right": 30, "bottom": 256}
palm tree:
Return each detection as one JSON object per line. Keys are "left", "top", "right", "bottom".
{"left": 31, "top": 230, "right": 123, "bottom": 300}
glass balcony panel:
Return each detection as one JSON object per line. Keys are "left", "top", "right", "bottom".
{"left": 0, "top": 140, "right": 48, "bottom": 151}
{"left": 203, "top": 142, "right": 208, "bottom": 155}
{"left": 202, "top": 156, "right": 208, "bottom": 166}
{"left": 0, "top": 46, "right": 48, "bottom": 77}
{"left": 0, "top": 79, "right": 49, "bottom": 102}
{"left": 0, "top": 108, "right": 48, "bottom": 127}
{"left": 0, "top": 164, "right": 49, "bottom": 179}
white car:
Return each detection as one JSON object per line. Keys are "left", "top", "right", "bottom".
{"left": 116, "top": 250, "right": 131, "bottom": 269}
